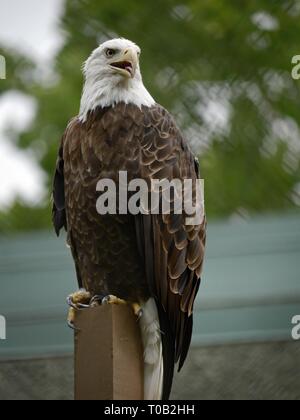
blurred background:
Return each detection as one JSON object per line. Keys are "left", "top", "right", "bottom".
{"left": 0, "top": 0, "right": 300, "bottom": 400}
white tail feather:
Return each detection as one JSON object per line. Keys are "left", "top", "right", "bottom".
{"left": 139, "top": 298, "right": 163, "bottom": 400}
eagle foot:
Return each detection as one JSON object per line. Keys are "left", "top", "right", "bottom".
{"left": 67, "top": 308, "right": 79, "bottom": 331}
{"left": 132, "top": 303, "right": 143, "bottom": 321}
{"left": 67, "top": 290, "right": 92, "bottom": 330}
{"left": 90, "top": 294, "right": 127, "bottom": 306}
{"left": 67, "top": 290, "right": 92, "bottom": 309}
{"left": 91, "top": 295, "right": 143, "bottom": 321}
{"left": 66, "top": 292, "right": 143, "bottom": 328}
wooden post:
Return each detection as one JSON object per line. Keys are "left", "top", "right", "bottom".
{"left": 74, "top": 304, "right": 144, "bottom": 400}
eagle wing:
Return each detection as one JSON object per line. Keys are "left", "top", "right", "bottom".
{"left": 52, "top": 137, "right": 67, "bottom": 237}
{"left": 52, "top": 120, "right": 84, "bottom": 290}
{"left": 135, "top": 105, "right": 206, "bottom": 398}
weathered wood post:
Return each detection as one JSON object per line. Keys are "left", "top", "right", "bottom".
{"left": 74, "top": 304, "right": 144, "bottom": 400}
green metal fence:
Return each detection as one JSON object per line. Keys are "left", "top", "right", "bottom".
{"left": 0, "top": 214, "right": 299, "bottom": 360}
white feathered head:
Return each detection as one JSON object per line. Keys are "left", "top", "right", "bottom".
{"left": 80, "top": 38, "right": 154, "bottom": 120}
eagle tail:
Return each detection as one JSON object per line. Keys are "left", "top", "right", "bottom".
{"left": 139, "top": 298, "right": 164, "bottom": 400}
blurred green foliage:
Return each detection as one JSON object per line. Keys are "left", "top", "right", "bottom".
{"left": 0, "top": 0, "right": 300, "bottom": 233}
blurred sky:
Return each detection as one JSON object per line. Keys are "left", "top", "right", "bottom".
{"left": 0, "top": 0, "right": 64, "bottom": 63}
{"left": 0, "top": 0, "right": 64, "bottom": 208}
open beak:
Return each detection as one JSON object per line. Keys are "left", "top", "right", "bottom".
{"left": 110, "top": 48, "right": 138, "bottom": 78}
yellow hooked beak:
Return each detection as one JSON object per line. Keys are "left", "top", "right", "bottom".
{"left": 110, "top": 48, "right": 138, "bottom": 78}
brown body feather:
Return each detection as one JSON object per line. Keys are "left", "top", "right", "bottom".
{"left": 53, "top": 102, "right": 206, "bottom": 398}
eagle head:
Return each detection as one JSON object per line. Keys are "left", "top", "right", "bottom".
{"left": 84, "top": 38, "right": 142, "bottom": 82}
{"left": 80, "top": 38, "right": 155, "bottom": 121}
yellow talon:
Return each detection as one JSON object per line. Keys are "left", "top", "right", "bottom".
{"left": 103, "top": 295, "right": 127, "bottom": 305}
{"left": 132, "top": 303, "right": 143, "bottom": 319}
{"left": 102, "top": 296, "right": 143, "bottom": 320}
{"left": 67, "top": 290, "right": 92, "bottom": 330}
{"left": 67, "top": 307, "right": 77, "bottom": 330}
{"left": 67, "top": 290, "right": 91, "bottom": 308}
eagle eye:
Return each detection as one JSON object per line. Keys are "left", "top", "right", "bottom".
{"left": 105, "top": 48, "right": 116, "bottom": 58}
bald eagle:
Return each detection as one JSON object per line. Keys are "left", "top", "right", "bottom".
{"left": 53, "top": 38, "right": 206, "bottom": 400}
